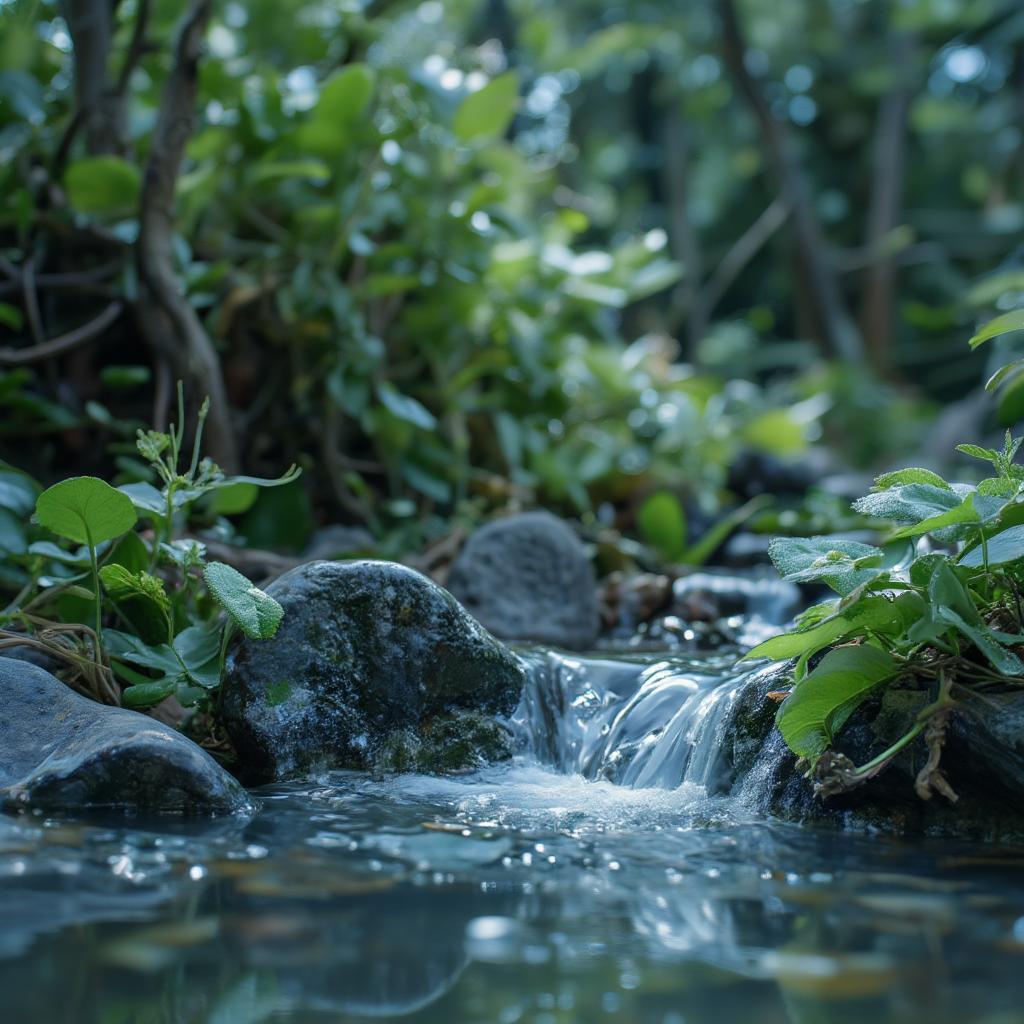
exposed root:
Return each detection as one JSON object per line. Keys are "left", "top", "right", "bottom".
{"left": 0, "top": 623, "right": 120, "bottom": 705}
{"left": 914, "top": 708, "right": 959, "bottom": 803}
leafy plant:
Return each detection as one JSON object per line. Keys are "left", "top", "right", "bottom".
{"left": 750, "top": 316, "right": 1024, "bottom": 802}
{"left": 2, "top": 386, "right": 297, "bottom": 731}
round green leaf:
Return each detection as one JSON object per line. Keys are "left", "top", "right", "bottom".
{"left": 637, "top": 491, "right": 686, "bottom": 561}
{"left": 453, "top": 72, "right": 519, "bottom": 142}
{"left": 35, "top": 476, "right": 138, "bottom": 546}
{"left": 203, "top": 561, "right": 284, "bottom": 640}
{"left": 64, "top": 156, "right": 141, "bottom": 216}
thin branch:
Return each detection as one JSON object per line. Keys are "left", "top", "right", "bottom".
{"left": 698, "top": 197, "right": 790, "bottom": 322}
{"left": 0, "top": 301, "right": 123, "bottom": 366}
{"left": 115, "top": 0, "right": 153, "bottom": 95}
{"left": 20, "top": 259, "right": 46, "bottom": 348}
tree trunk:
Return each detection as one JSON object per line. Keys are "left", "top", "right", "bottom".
{"left": 136, "top": 0, "right": 239, "bottom": 470}
{"left": 860, "top": 33, "right": 915, "bottom": 372}
{"left": 717, "top": 0, "right": 863, "bottom": 364}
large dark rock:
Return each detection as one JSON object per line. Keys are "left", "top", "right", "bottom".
{"left": 219, "top": 560, "right": 526, "bottom": 782}
{"left": 446, "top": 512, "right": 600, "bottom": 650}
{"left": 731, "top": 669, "right": 1024, "bottom": 842}
{"left": 0, "top": 660, "right": 250, "bottom": 816}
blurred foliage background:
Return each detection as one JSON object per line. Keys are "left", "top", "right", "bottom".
{"left": 1, "top": 0, "right": 1024, "bottom": 559}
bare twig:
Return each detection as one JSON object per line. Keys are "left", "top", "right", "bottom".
{"left": 115, "top": 0, "right": 153, "bottom": 96}
{"left": 0, "top": 301, "right": 122, "bottom": 365}
{"left": 20, "top": 258, "right": 46, "bottom": 347}
{"left": 697, "top": 197, "right": 790, "bottom": 323}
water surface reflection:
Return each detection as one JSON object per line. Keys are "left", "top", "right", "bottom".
{"left": 2, "top": 764, "right": 1024, "bottom": 1023}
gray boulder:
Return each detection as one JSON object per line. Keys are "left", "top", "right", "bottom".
{"left": 0, "top": 659, "right": 250, "bottom": 816}
{"left": 219, "top": 560, "right": 525, "bottom": 782}
{"left": 446, "top": 512, "right": 600, "bottom": 650}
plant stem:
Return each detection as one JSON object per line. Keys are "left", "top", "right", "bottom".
{"left": 86, "top": 526, "right": 102, "bottom": 642}
{"left": 847, "top": 675, "right": 955, "bottom": 781}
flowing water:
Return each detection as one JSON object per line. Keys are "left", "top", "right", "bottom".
{"left": 3, "top": 646, "right": 1024, "bottom": 1024}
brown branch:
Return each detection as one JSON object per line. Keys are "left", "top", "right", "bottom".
{"left": 61, "top": 0, "right": 126, "bottom": 155}
{"left": 662, "top": 104, "right": 705, "bottom": 349}
{"left": 321, "top": 402, "right": 373, "bottom": 522}
{"left": 698, "top": 197, "right": 790, "bottom": 323}
{"left": 0, "top": 301, "right": 122, "bottom": 366}
{"left": 717, "top": 0, "right": 863, "bottom": 363}
{"left": 115, "top": 0, "right": 153, "bottom": 95}
{"left": 20, "top": 259, "right": 46, "bottom": 347}
{"left": 137, "top": 0, "right": 239, "bottom": 470}
{"left": 859, "top": 33, "right": 916, "bottom": 371}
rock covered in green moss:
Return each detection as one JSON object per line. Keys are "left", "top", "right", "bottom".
{"left": 0, "top": 658, "right": 251, "bottom": 816}
{"left": 373, "top": 712, "right": 514, "bottom": 775}
{"left": 219, "top": 560, "right": 525, "bottom": 782}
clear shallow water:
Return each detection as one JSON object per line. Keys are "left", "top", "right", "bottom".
{"left": 4, "top": 651, "right": 1024, "bottom": 1024}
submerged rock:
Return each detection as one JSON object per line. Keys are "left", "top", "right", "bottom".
{"left": 446, "top": 511, "right": 600, "bottom": 651}
{"left": 0, "top": 659, "right": 250, "bottom": 816}
{"left": 219, "top": 560, "right": 525, "bottom": 782}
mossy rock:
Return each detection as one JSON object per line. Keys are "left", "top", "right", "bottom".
{"left": 219, "top": 560, "right": 525, "bottom": 782}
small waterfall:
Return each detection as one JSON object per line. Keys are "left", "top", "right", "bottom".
{"left": 510, "top": 650, "right": 783, "bottom": 794}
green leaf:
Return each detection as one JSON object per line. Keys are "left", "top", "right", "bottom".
{"left": 853, "top": 483, "right": 963, "bottom": 526}
{"left": 0, "top": 508, "right": 26, "bottom": 555}
{"left": 935, "top": 606, "right": 1024, "bottom": 675}
{"left": 109, "top": 531, "right": 150, "bottom": 574}
{"left": 744, "top": 596, "right": 903, "bottom": 662}
{"left": 0, "top": 464, "right": 40, "bottom": 516}
{"left": 297, "top": 64, "right": 376, "bottom": 156}
{"left": 121, "top": 677, "right": 178, "bottom": 709}
{"left": 453, "top": 72, "right": 519, "bottom": 142}
{"left": 64, "top": 156, "right": 140, "bottom": 216}
{"left": 960, "top": 525, "right": 1024, "bottom": 568}
{"left": 99, "top": 564, "right": 170, "bottom": 614}
{"left": 969, "top": 309, "right": 1024, "bottom": 349}
{"left": 205, "top": 482, "right": 259, "bottom": 516}
{"left": 203, "top": 561, "right": 284, "bottom": 640}
{"left": 767, "top": 535, "right": 884, "bottom": 596}
{"left": 873, "top": 467, "right": 951, "bottom": 490}
{"left": 888, "top": 492, "right": 980, "bottom": 539}
{"left": 118, "top": 481, "right": 172, "bottom": 518}
{"left": 376, "top": 382, "right": 437, "bottom": 430}
{"left": 927, "top": 560, "right": 978, "bottom": 623}
{"left": 637, "top": 491, "right": 686, "bottom": 561}
{"left": 684, "top": 496, "right": 772, "bottom": 568}
{"left": 740, "top": 410, "right": 806, "bottom": 456}
{"left": 104, "top": 629, "right": 182, "bottom": 676}
{"left": 172, "top": 623, "right": 222, "bottom": 689}
{"left": 776, "top": 645, "right": 900, "bottom": 762}
{"left": 35, "top": 476, "right": 138, "bottom": 546}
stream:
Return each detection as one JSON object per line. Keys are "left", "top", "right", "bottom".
{"left": 3, "top": 647, "right": 1024, "bottom": 1023}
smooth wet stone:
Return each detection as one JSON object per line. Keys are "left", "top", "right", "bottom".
{"left": 0, "top": 659, "right": 251, "bottom": 816}
{"left": 446, "top": 511, "right": 600, "bottom": 651}
{"left": 671, "top": 569, "right": 801, "bottom": 625}
{"left": 219, "top": 560, "right": 525, "bottom": 782}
